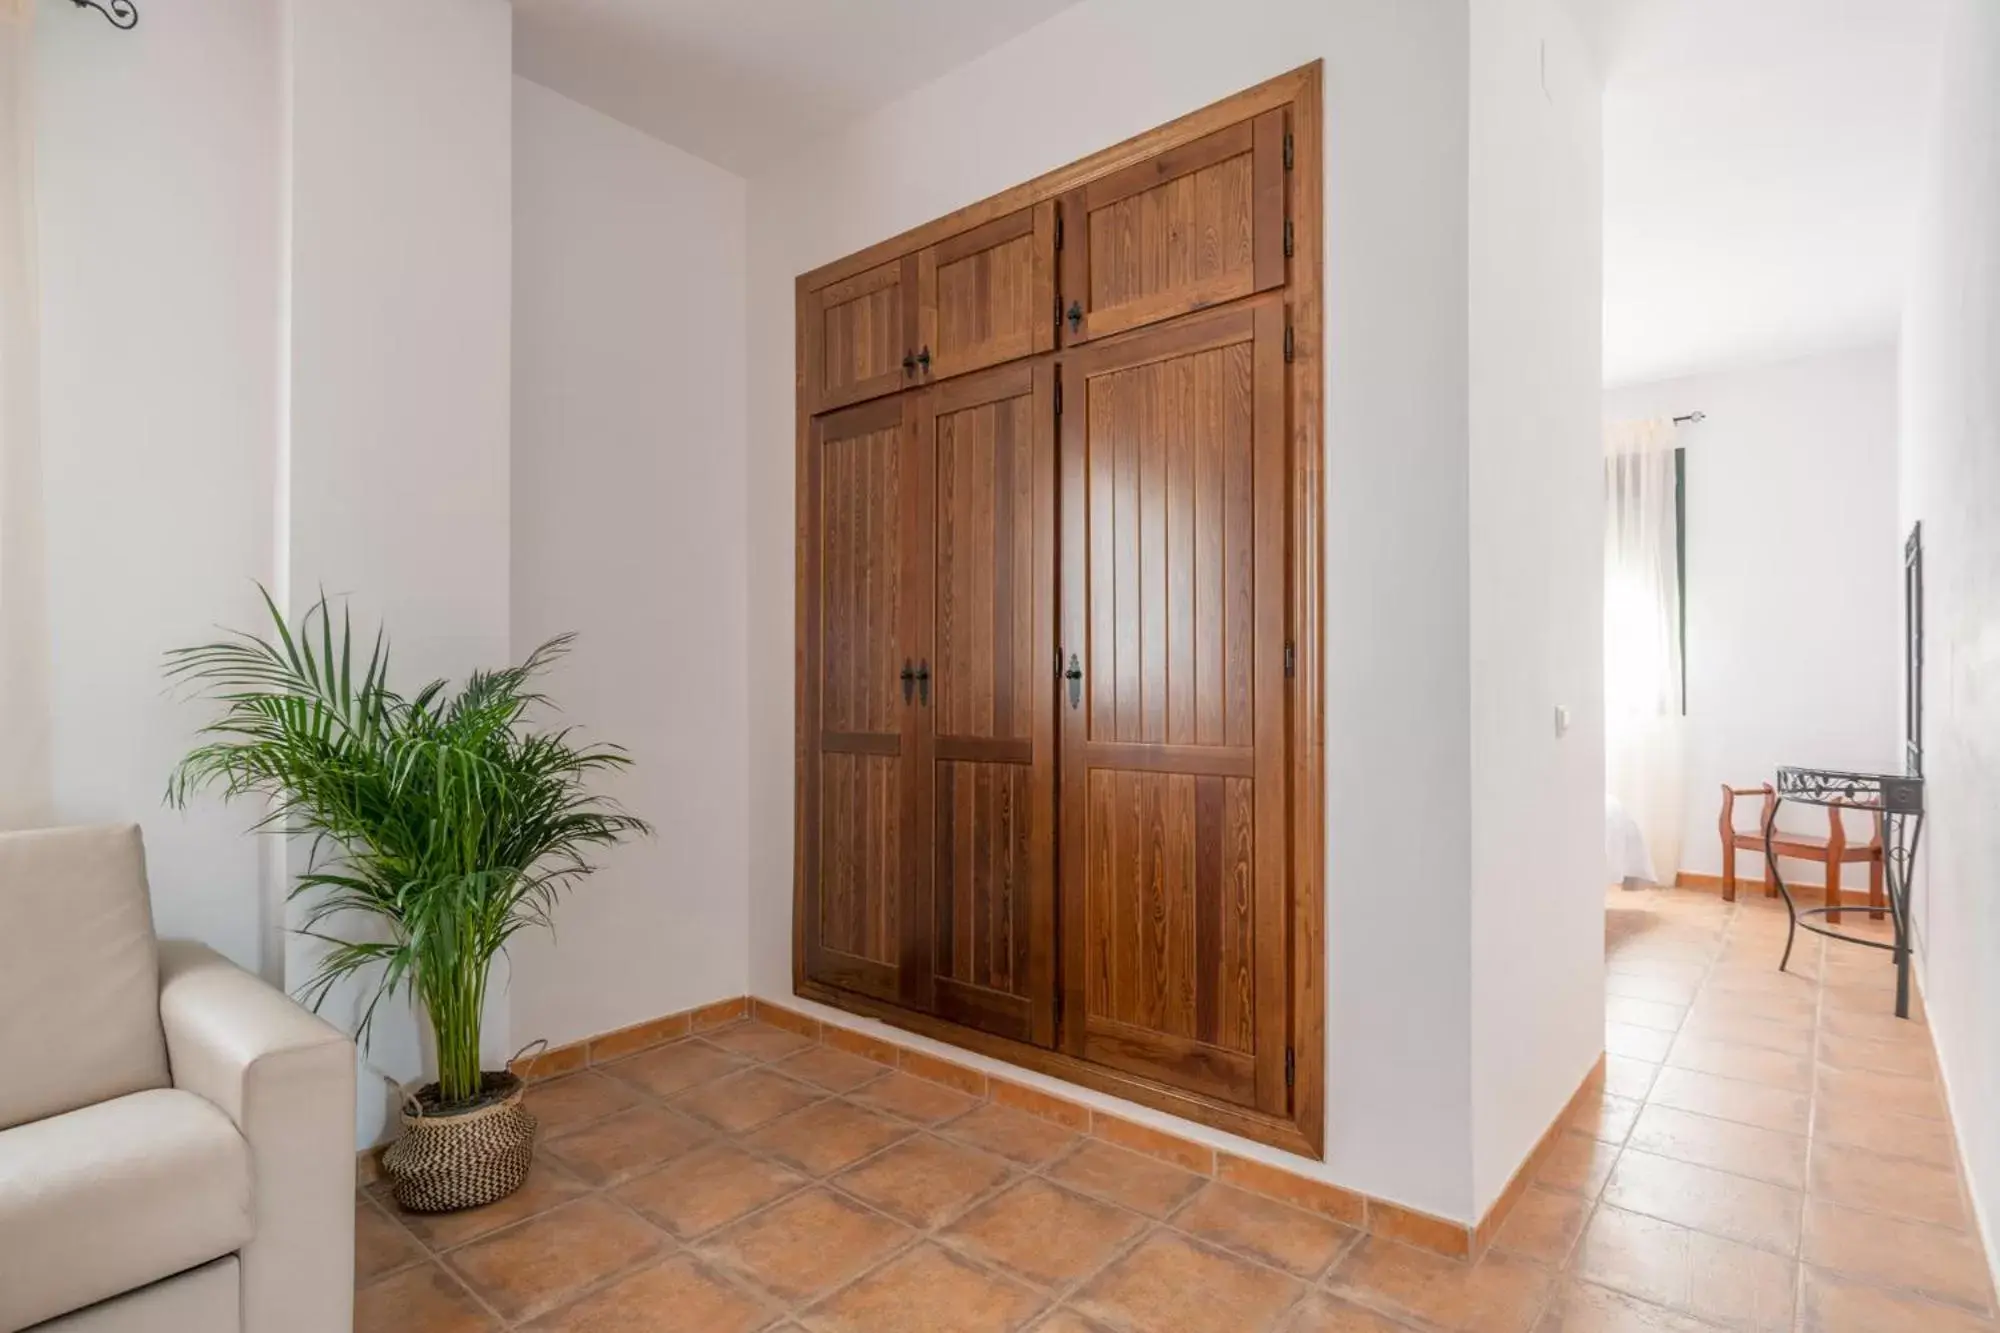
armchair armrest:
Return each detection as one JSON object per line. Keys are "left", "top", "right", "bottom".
{"left": 158, "top": 940, "right": 355, "bottom": 1333}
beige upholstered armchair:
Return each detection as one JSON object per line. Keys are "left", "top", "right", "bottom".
{"left": 0, "top": 825, "right": 355, "bottom": 1332}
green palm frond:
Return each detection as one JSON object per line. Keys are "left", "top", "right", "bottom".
{"left": 166, "top": 587, "right": 650, "bottom": 1107}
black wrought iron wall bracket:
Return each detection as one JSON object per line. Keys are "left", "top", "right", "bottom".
{"left": 71, "top": 0, "right": 139, "bottom": 30}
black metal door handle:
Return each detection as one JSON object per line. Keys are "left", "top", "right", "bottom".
{"left": 1064, "top": 654, "right": 1083, "bottom": 709}
{"left": 902, "top": 350, "right": 917, "bottom": 376}
{"left": 1065, "top": 301, "right": 1083, "bottom": 334}
{"left": 916, "top": 346, "right": 931, "bottom": 375}
{"left": 915, "top": 661, "right": 930, "bottom": 707}
{"left": 900, "top": 659, "right": 916, "bottom": 704}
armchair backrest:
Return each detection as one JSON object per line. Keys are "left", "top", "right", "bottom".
{"left": 0, "top": 824, "right": 170, "bottom": 1129}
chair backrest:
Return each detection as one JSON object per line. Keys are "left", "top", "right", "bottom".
{"left": 0, "top": 824, "right": 170, "bottom": 1129}
{"left": 1719, "top": 783, "right": 1776, "bottom": 836}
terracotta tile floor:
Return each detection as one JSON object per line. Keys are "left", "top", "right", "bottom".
{"left": 357, "top": 887, "right": 1997, "bottom": 1331}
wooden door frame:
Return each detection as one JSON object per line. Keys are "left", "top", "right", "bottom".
{"left": 794, "top": 62, "right": 1325, "bottom": 1160}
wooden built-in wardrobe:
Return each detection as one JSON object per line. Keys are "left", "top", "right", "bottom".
{"left": 793, "top": 64, "right": 1324, "bottom": 1157}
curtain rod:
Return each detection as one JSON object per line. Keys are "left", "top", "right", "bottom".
{"left": 1673, "top": 411, "right": 1707, "bottom": 425}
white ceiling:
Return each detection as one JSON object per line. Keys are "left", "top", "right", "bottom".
{"left": 516, "top": 1, "right": 1945, "bottom": 386}
{"left": 1600, "top": 0, "right": 1947, "bottom": 386}
{"left": 513, "top": 0, "right": 1084, "bottom": 176}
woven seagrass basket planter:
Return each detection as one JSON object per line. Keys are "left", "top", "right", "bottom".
{"left": 381, "top": 1072, "right": 538, "bottom": 1213}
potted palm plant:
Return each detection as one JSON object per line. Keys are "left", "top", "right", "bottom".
{"left": 166, "top": 590, "right": 649, "bottom": 1211}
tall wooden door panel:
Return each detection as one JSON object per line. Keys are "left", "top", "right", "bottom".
{"left": 915, "top": 203, "right": 1056, "bottom": 383}
{"left": 806, "top": 256, "right": 918, "bottom": 412}
{"left": 1057, "top": 300, "right": 1291, "bottom": 1114}
{"left": 915, "top": 361, "right": 1058, "bottom": 1045}
{"left": 1059, "top": 110, "right": 1285, "bottom": 346}
{"left": 803, "top": 396, "right": 922, "bottom": 1005}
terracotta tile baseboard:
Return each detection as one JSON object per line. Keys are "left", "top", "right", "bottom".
{"left": 1675, "top": 870, "right": 1836, "bottom": 894}
{"left": 1470, "top": 1053, "right": 1607, "bottom": 1258}
{"left": 753, "top": 998, "right": 1599, "bottom": 1260}
{"left": 360, "top": 992, "right": 1600, "bottom": 1265}
{"left": 508, "top": 995, "right": 747, "bottom": 1081}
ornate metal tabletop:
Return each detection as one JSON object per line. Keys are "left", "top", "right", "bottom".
{"left": 1766, "top": 766, "right": 1926, "bottom": 1018}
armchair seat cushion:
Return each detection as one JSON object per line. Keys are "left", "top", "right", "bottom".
{"left": 0, "top": 1089, "right": 253, "bottom": 1332}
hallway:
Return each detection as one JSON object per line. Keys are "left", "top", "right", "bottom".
{"left": 352, "top": 885, "right": 1995, "bottom": 1331}
{"left": 1552, "top": 884, "right": 1993, "bottom": 1330}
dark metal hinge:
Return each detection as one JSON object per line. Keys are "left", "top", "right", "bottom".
{"left": 1054, "top": 377, "right": 1064, "bottom": 416}
{"left": 1284, "top": 326, "right": 1295, "bottom": 363}
{"left": 1285, "top": 1047, "right": 1296, "bottom": 1088}
{"left": 1055, "top": 295, "right": 1064, "bottom": 336}
{"left": 1054, "top": 207, "right": 1064, "bottom": 251}
{"left": 1283, "top": 132, "right": 1294, "bottom": 171}
{"left": 1284, "top": 641, "right": 1295, "bottom": 678}
{"left": 1284, "top": 219, "right": 1294, "bottom": 259}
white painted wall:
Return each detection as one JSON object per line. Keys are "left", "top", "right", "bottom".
{"left": 509, "top": 77, "right": 751, "bottom": 1052}
{"left": 1467, "top": 0, "right": 1605, "bottom": 1214}
{"left": 0, "top": 8, "right": 52, "bottom": 833}
{"left": 286, "top": 0, "right": 513, "bottom": 698}
{"left": 1901, "top": 0, "right": 2000, "bottom": 1277}
{"left": 31, "top": 0, "right": 515, "bottom": 1146}
{"left": 1605, "top": 345, "right": 1903, "bottom": 882}
{"left": 744, "top": 0, "right": 1598, "bottom": 1224}
{"left": 284, "top": 0, "right": 514, "bottom": 1145}
{"left": 31, "top": 0, "right": 282, "bottom": 969}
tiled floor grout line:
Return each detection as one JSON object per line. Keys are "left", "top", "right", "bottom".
{"left": 403, "top": 1028, "right": 1155, "bottom": 1329}
{"left": 436, "top": 1252, "right": 517, "bottom": 1331}
{"left": 388, "top": 1012, "right": 1600, "bottom": 1331}
{"left": 1585, "top": 890, "right": 1995, "bottom": 1327}
{"left": 362, "top": 908, "right": 1996, "bottom": 1332}
{"left": 411, "top": 1023, "right": 1410, "bottom": 1331}
{"left": 740, "top": 1038, "right": 1321, "bottom": 1327}
{"left": 366, "top": 1035, "right": 842, "bottom": 1327}
{"left": 587, "top": 1046, "right": 954, "bottom": 1327}
{"left": 784, "top": 1102, "right": 1066, "bottom": 1325}
{"left": 358, "top": 1187, "right": 530, "bottom": 1329}
{"left": 1540, "top": 895, "right": 1737, "bottom": 1326}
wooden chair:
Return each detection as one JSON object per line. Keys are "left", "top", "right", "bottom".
{"left": 1719, "top": 783, "right": 1884, "bottom": 923}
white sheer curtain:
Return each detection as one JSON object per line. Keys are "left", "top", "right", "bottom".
{"left": 1605, "top": 418, "right": 1685, "bottom": 886}
{"left": 0, "top": 0, "right": 51, "bottom": 830}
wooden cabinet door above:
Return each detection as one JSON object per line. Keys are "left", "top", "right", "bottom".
{"left": 1059, "top": 110, "right": 1286, "bottom": 345}
{"left": 806, "top": 256, "right": 918, "bottom": 412}
{"left": 915, "top": 202, "right": 1057, "bottom": 383}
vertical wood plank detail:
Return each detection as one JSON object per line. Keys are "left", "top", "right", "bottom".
{"left": 1249, "top": 298, "right": 1289, "bottom": 1114}
{"left": 1224, "top": 775, "right": 1256, "bottom": 1054}
{"left": 935, "top": 759, "right": 956, "bottom": 979}
{"left": 1194, "top": 774, "right": 1224, "bottom": 1045}
{"left": 1252, "top": 108, "right": 1286, "bottom": 293}
{"left": 1112, "top": 373, "right": 1142, "bottom": 741}
{"left": 900, "top": 388, "right": 934, "bottom": 1008}
{"left": 1167, "top": 364, "right": 1197, "bottom": 746}
{"left": 800, "top": 66, "right": 1323, "bottom": 1153}
{"left": 993, "top": 407, "right": 1016, "bottom": 740}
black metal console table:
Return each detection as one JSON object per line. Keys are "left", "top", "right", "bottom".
{"left": 1766, "top": 767, "right": 1926, "bottom": 1018}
